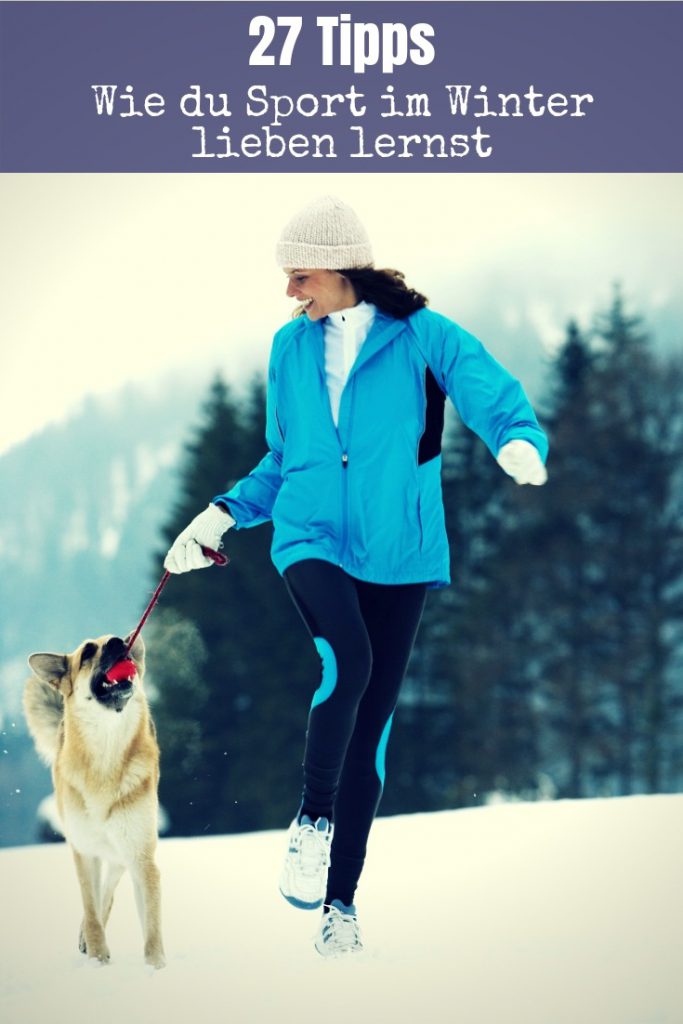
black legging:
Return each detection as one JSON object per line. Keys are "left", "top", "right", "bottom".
{"left": 284, "top": 559, "right": 427, "bottom": 907}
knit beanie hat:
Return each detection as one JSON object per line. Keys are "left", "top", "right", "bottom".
{"left": 276, "top": 195, "right": 373, "bottom": 270}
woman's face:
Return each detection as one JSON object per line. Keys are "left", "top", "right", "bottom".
{"left": 284, "top": 269, "right": 357, "bottom": 321}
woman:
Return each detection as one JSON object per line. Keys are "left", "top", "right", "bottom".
{"left": 165, "top": 195, "right": 548, "bottom": 957}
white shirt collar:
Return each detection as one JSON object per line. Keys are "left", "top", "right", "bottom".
{"left": 326, "top": 301, "right": 376, "bottom": 328}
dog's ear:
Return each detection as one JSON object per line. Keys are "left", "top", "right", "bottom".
{"left": 28, "top": 652, "right": 69, "bottom": 687}
{"left": 125, "top": 633, "right": 145, "bottom": 673}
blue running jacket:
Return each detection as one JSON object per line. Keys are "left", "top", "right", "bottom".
{"left": 214, "top": 307, "right": 548, "bottom": 588}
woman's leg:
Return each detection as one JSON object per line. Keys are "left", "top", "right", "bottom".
{"left": 284, "top": 559, "right": 374, "bottom": 822}
{"left": 325, "top": 579, "right": 427, "bottom": 907}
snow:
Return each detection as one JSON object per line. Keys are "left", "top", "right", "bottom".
{"left": 2, "top": 796, "right": 682, "bottom": 1024}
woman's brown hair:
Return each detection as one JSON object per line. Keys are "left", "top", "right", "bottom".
{"left": 339, "top": 268, "right": 428, "bottom": 319}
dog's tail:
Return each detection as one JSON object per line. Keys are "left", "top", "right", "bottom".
{"left": 23, "top": 677, "right": 64, "bottom": 766}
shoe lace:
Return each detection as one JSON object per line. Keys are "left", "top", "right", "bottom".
{"left": 321, "top": 906, "right": 361, "bottom": 950}
{"left": 293, "top": 821, "right": 331, "bottom": 875}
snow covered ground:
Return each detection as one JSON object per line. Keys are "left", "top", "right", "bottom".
{"left": 2, "top": 796, "right": 681, "bottom": 1024}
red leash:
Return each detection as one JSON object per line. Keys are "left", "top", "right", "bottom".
{"left": 126, "top": 546, "right": 228, "bottom": 653}
{"left": 105, "top": 547, "right": 228, "bottom": 683}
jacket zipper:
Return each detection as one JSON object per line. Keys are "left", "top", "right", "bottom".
{"left": 339, "top": 375, "right": 356, "bottom": 568}
{"left": 340, "top": 451, "right": 349, "bottom": 566}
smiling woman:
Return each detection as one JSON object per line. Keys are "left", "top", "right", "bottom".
{"left": 283, "top": 268, "right": 358, "bottom": 320}
{"left": 162, "top": 193, "right": 549, "bottom": 958}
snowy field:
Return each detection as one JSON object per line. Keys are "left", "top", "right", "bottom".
{"left": 2, "top": 796, "right": 681, "bottom": 1024}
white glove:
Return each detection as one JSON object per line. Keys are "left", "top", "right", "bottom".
{"left": 164, "top": 503, "right": 235, "bottom": 574}
{"left": 496, "top": 440, "right": 548, "bottom": 486}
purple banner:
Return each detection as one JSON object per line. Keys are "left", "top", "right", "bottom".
{"left": 1, "top": 1, "right": 681, "bottom": 172}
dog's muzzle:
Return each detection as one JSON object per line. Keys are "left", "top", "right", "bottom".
{"left": 92, "top": 637, "right": 137, "bottom": 712}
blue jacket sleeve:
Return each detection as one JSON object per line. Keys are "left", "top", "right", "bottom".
{"left": 212, "top": 345, "right": 285, "bottom": 528}
{"left": 412, "top": 310, "right": 549, "bottom": 462}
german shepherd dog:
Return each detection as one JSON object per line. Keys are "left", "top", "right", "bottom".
{"left": 24, "top": 634, "right": 165, "bottom": 969}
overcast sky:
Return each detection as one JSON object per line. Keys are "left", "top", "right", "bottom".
{"left": 1, "top": 173, "right": 681, "bottom": 455}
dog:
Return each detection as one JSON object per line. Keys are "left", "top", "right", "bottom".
{"left": 24, "top": 633, "right": 165, "bottom": 969}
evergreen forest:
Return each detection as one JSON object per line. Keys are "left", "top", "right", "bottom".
{"left": 147, "top": 293, "right": 683, "bottom": 836}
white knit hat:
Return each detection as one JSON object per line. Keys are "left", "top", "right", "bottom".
{"left": 276, "top": 195, "right": 373, "bottom": 270}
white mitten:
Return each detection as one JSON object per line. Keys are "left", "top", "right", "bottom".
{"left": 164, "top": 503, "right": 235, "bottom": 574}
{"left": 496, "top": 440, "right": 548, "bottom": 486}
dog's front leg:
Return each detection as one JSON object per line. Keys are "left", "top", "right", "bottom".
{"left": 100, "top": 861, "right": 126, "bottom": 930}
{"left": 130, "top": 853, "right": 165, "bottom": 969}
{"left": 72, "top": 849, "right": 110, "bottom": 963}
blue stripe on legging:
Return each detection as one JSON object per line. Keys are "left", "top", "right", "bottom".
{"left": 375, "top": 712, "right": 395, "bottom": 787}
{"left": 310, "top": 637, "right": 338, "bottom": 709}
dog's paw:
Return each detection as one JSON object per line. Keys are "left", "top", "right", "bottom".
{"left": 80, "top": 925, "right": 111, "bottom": 963}
{"left": 145, "top": 947, "right": 166, "bottom": 970}
{"left": 86, "top": 954, "right": 111, "bottom": 968}
{"left": 82, "top": 944, "right": 111, "bottom": 966}
{"left": 86, "top": 946, "right": 111, "bottom": 964}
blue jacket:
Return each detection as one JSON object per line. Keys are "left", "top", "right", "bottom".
{"left": 215, "top": 307, "right": 548, "bottom": 587}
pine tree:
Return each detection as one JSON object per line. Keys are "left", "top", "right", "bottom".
{"left": 148, "top": 375, "right": 316, "bottom": 835}
{"left": 524, "top": 320, "right": 611, "bottom": 796}
{"left": 449, "top": 418, "right": 547, "bottom": 800}
{"left": 532, "top": 293, "right": 683, "bottom": 796}
{"left": 587, "top": 292, "right": 683, "bottom": 792}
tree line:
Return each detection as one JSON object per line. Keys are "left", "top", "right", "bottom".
{"left": 146, "top": 293, "right": 683, "bottom": 836}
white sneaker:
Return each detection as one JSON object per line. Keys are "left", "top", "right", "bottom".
{"left": 314, "top": 899, "right": 363, "bottom": 957}
{"left": 279, "top": 814, "right": 333, "bottom": 910}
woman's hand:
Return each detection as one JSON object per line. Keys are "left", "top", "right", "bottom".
{"left": 496, "top": 440, "right": 548, "bottom": 486}
{"left": 164, "top": 503, "right": 235, "bottom": 573}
